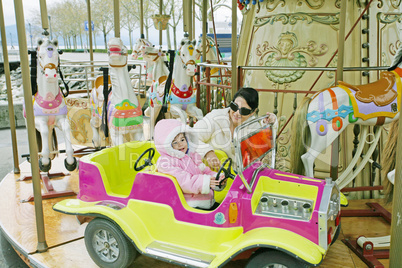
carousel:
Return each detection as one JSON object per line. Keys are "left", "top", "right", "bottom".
{"left": 0, "top": 0, "right": 401, "bottom": 267}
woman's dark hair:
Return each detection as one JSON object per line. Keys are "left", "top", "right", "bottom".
{"left": 232, "top": 87, "right": 259, "bottom": 111}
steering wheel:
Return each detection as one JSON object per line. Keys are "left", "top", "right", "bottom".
{"left": 215, "top": 158, "right": 236, "bottom": 191}
{"left": 134, "top": 148, "right": 155, "bottom": 171}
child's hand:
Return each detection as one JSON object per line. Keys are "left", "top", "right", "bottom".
{"left": 210, "top": 178, "right": 220, "bottom": 188}
{"left": 211, "top": 175, "right": 227, "bottom": 190}
{"left": 218, "top": 175, "right": 227, "bottom": 188}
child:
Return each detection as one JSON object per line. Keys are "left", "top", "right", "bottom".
{"left": 154, "top": 119, "right": 226, "bottom": 210}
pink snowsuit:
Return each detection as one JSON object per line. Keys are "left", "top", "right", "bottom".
{"left": 154, "top": 119, "right": 217, "bottom": 209}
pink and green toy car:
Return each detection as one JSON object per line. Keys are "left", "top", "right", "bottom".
{"left": 54, "top": 116, "right": 341, "bottom": 268}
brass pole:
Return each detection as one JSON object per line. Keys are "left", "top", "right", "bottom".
{"left": 159, "top": 0, "right": 162, "bottom": 47}
{"left": 208, "top": 0, "right": 224, "bottom": 89}
{"left": 192, "top": 0, "right": 195, "bottom": 40}
{"left": 39, "top": 0, "right": 49, "bottom": 32}
{"left": 0, "top": 0, "right": 20, "bottom": 174}
{"left": 390, "top": 104, "right": 402, "bottom": 263}
{"left": 202, "top": 0, "right": 207, "bottom": 61}
{"left": 231, "top": 0, "right": 237, "bottom": 96}
{"left": 183, "top": 0, "right": 189, "bottom": 34}
{"left": 330, "top": 0, "right": 347, "bottom": 180}
{"left": 15, "top": 0, "right": 48, "bottom": 252}
{"left": 86, "top": 0, "right": 94, "bottom": 90}
{"left": 140, "top": 0, "right": 144, "bottom": 38}
{"left": 188, "top": 0, "right": 193, "bottom": 40}
{"left": 114, "top": 0, "right": 120, "bottom": 37}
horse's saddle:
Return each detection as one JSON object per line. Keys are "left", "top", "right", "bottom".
{"left": 338, "top": 71, "right": 397, "bottom": 106}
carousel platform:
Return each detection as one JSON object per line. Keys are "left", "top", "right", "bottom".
{"left": 0, "top": 154, "right": 391, "bottom": 268}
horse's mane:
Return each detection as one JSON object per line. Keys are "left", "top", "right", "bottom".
{"left": 381, "top": 120, "right": 398, "bottom": 203}
{"left": 388, "top": 45, "right": 402, "bottom": 71}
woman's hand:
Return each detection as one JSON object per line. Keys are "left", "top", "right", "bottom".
{"left": 205, "top": 151, "right": 221, "bottom": 170}
{"left": 263, "top": 112, "right": 277, "bottom": 125}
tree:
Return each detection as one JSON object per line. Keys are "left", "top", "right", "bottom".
{"left": 166, "top": 0, "right": 182, "bottom": 50}
{"left": 121, "top": 0, "right": 139, "bottom": 50}
{"left": 194, "top": 0, "right": 228, "bottom": 23}
{"left": 92, "top": 0, "right": 114, "bottom": 49}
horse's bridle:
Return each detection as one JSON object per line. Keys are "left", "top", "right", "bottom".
{"left": 146, "top": 51, "right": 165, "bottom": 62}
{"left": 40, "top": 62, "right": 58, "bottom": 72}
{"left": 181, "top": 58, "right": 196, "bottom": 69}
{"left": 39, "top": 48, "right": 71, "bottom": 97}
{"left": 196, "top": 40, "right": 214, "bottom": 54}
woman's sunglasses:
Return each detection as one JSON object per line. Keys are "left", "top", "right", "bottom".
{"left": 229, "top": 102, "right": 254, "bottom": 116}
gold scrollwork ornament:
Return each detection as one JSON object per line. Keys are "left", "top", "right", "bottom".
{"left": 297, "top": 0, "right": 325, "bottom": 9}
{"left": 266, "top": 0, "right": 286, "bottom": 12}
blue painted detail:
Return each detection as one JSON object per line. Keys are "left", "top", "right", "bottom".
{"left": 306, "top": 110, "right": 321, "bottom": 122}
{"left": 169, "top": 92, "right": 196, "bottom": 105}
{"left": 323, "top": 109, "right": 338, "bottom": 120}
{"left": 214, "top": 212, "right": 226, "bottom": 225}
{"left": 307, "top": 105, "right": 353, "bottom": 123}
{"left": 337, "top": 104, "right": 353, "bottom": 118}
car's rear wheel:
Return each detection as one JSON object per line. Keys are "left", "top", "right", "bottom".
{"left": 85, "top": 218, "right": 137, "bottom": 268}
{"left": 246, "top": 250, "right": 310, "bottom": 268}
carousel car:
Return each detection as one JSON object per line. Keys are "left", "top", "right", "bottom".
{"left": 53, "top": 116, "right": 341, "bottom": 268}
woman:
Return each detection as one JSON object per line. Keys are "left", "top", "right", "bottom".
{"left": 193, "top": 87, "right": 277, "bottom": 170}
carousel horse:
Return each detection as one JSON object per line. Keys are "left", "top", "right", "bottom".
{"left": 142, "top": 46, "right": 174, "bottom": 125}
{"left": 131, "top": 37, "right": 154, "bottom": 90}
{"left": 195, "top": 35, "right": 231, "bottom": 86}
{"left": 291, "top": 45, "right": 402, "bottom": 188}
{"left": 90, "top": 37, "right": 143, "bottom": 148}
{"left": 168, "top": 38, "right": 203, "bottom": 121}
{"left": 131, "top": 37, "right": 153, "bottom": 60}
{"left": 25, "top": 37, "right": 77, "bottom": 172}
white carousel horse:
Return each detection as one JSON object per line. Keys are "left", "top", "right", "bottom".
{"left": 291, "top": 45, "right": 402, "bottom": 188}
{"left": 90, "top": 37, "right": 144, "bottom": 147}
{"left": 131, "top": 38, "right": 153, "bottom": 59}
{"left": 25, "top": 37, "right": 77, "bottom": 172}
{"left": 168, "top": 38, "right": 203, "bottom": 121}
{"left": 142, "top": 46, "right": 170, "bottom": 124}
{"left": 195, "top": 35, "right": 231, "bottom": 85}
{"left": 131, "top": 37, "right": 154, "bottom": 90}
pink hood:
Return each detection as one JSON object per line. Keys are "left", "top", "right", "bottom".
{"left": 154, "top": 119, "right": 198, "bottom": 159}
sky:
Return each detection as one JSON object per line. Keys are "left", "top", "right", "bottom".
{"left": 1, "top": 0, "right": 241, "bottom": 48}
{"left": 2, "top": 0, "right": 44, "bottom": 26}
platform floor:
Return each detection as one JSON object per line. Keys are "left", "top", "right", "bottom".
{"left": 0, "top": 154, "right": 391, "bottom": 268}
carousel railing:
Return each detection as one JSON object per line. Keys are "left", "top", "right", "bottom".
{"left": 58, "top": 59, "right": 148, "bottom": 98}
{"left": 196, "top": 62, "right": 232, "bottom": 115}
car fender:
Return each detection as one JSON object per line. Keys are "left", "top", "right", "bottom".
{"left": 53, "top": 199, "right": 152, "bottom": 252}
{"left": 217, "top": 227, "right": 325, "bottom": 267}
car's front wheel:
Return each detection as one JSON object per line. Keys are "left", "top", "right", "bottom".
{"left": 246, "top": 250, "right": 310, "bottom": 268}
{"left": 85, "top": 218, "right": 137, "bottom": 268}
